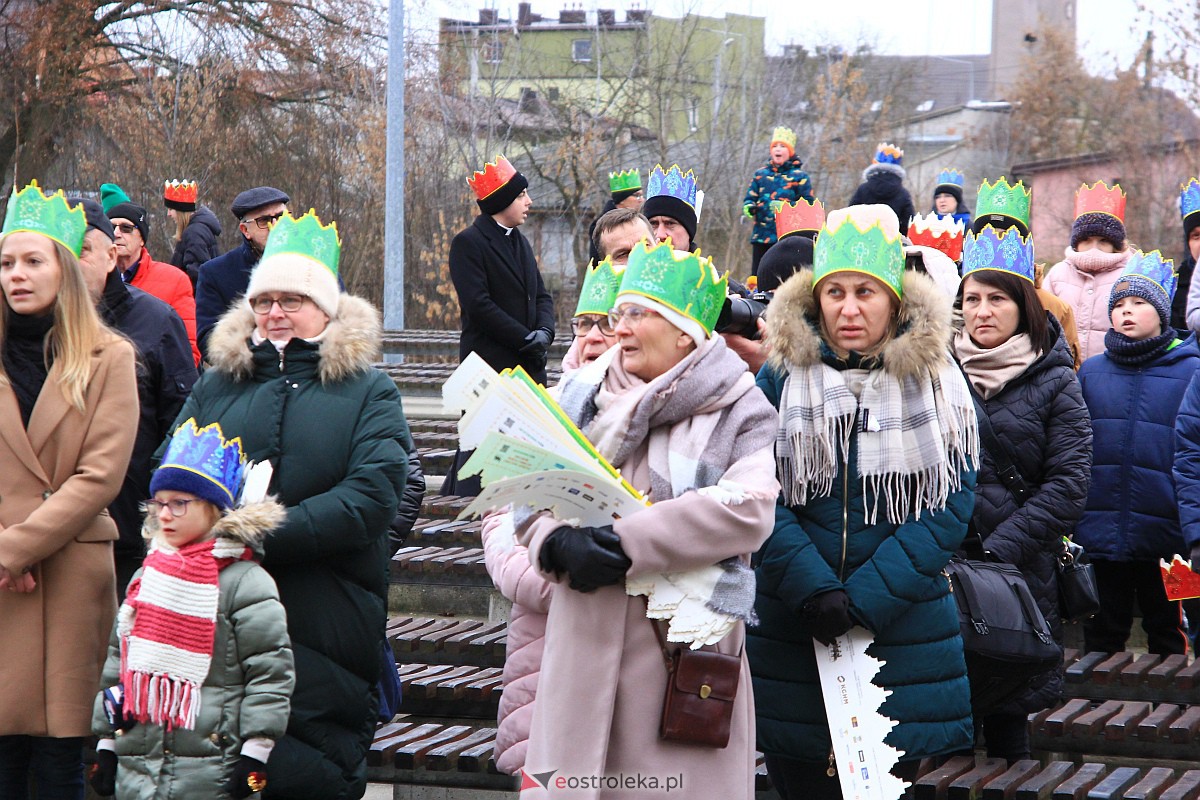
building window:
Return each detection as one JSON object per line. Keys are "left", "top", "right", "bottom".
{"left": 548, "top": 87, "right": 560, "bottom": 101}
{"left": 572, "top": 39, "right": 593, "bottom": 62}
{"left": 483, "top": 37, "right": 503, "bottom": 64}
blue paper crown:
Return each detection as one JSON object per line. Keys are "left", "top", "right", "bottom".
{"left": 962, "top": 225, "right": 1035, "bottom": 284}
{"left": 645, "top": 164, "right": 697, "bottom": 210}
{"left": 874, "top": 143, "right": 903, "bottom": 165}
{"left": 1180, "top": 179, "right": 1200, "bottom": 220}
{"left": 936, "top": 168, "right": 965, "bottom": 189}
{"left": 1119, "top": 249, "right": 1178, "bottom": 302}
{"left": 157, "top": 418, "right": 246, "bottom": 508}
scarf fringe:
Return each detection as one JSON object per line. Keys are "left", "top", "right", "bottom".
{"left": 778, "top": 412, "right": 855, "bottom": 507}
{"left": 124, "top": 670, "right": 202, "bottom": 731}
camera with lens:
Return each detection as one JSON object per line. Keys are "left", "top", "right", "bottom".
{"left": 715, "top": 290, "right": 771, "bottom": 340}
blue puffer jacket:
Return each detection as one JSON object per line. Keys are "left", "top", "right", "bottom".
{"left": 742, "top": 155, "right": 814, "bottom": 244}
{"left": 749, "top": 270, "right": 975, "bottom": 763}
{"left": 1077, "top": 334, "right": 1199, "bottom": 561}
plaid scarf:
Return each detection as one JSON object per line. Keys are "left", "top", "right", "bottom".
{"left": 118, "top": 537, "right": 254, "bottom": 730}
{"left": 777, "top": 351, "right": 977, "bottom": 525}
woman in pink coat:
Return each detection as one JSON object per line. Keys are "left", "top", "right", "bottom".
{"left": 516, "top": 241, "right": 779, "bottom": 799}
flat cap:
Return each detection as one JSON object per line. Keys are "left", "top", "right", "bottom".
{"left": 231, "top": 186, "right": 290, "bottom": 220}
{"left": 68, "top": 197, "right": 116, "bottom": 241}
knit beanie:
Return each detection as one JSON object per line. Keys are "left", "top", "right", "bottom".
{"left": 468, "top": 155, "right": 529, "bottom": 216}
{"left": 640, "top": 194, "right": 697, "bottom": 246}
{"left": 478, "top": 171, "right": 529, "bottom": 216}
{"left": 757, "top": 235, "right": 814, "bottom": 292}
{"left": 244, "top": 209, "right": 342, "bottom": 319}
{"left": 107, "top": 202, "right": 149, "bottom": 242}
{"left": 100, "top": 183, "right": 131, "bottom": 214}
{"left": 1071, "top": 212, "right": 1126, "bottom": 250}
{"left": 1108, "top": 250, "right": 1177, "bottom": 331}
{"left": 933, "top": 184, "right": 964, "bottom": 206}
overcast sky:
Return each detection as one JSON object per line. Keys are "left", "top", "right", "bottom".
{"left": 411, "top": 0, "right": 1188, "bottom": 74}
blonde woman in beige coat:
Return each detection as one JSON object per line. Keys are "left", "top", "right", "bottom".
{"left": 0, "top": 183, "right": 137, "bottom": 797}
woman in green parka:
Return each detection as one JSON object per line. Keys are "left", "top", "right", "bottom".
{"left": 748, "top": 204, "right": 977, "bottom": 799}
{"left": 165, "top": 211, "right": 411, "bottom": 799}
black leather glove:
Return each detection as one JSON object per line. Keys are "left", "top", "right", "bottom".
{"left": 519, "top": 327, "right": 553, "bottom": 356}
{"left": 89, "top": 749, "right": 117, "bottom": 797}
{"left": 539, "top": 525, "right": 631, "bottom": 592}
{"left": 226, "top": 755, "right": 268, "bottom": 799}
{"left": 803, "top": 589, "right": 853, "bottom": 646}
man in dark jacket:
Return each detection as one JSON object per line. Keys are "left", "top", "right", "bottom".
{"left": 642, "top": 163, "right": 700, "bottom": 253}
{"left": 449, "top": 155, "right": 555, "bottom": 384}
{"left": 849, "top": 143, "right": 916, "bottom": 236}
{"left": 586, "top": 168, "right": 643, "bottom": 264}
{"left": 71, "top": 198, "right": 198, "bottom": 596}
{"left": 194, "top": 186, "right": 289, "bottom": 358}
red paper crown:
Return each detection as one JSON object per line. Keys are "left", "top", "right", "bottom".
{"left": 163, "top": 179, "right": 198, "bottom": 205}
{"left": 775, "top": 197, "right": 826, "bottom": 239}
{"left": 1074, "top": 181, "right": 1126, "bottom": 221}
{"left": 467, "top": 156, "right": 517, "bottom": 200}
{"left": 908, "top": 213, "right": 965, "bottom": 262}
{"left": 1161, "top": 555, "right": 1200, "bottom": 601}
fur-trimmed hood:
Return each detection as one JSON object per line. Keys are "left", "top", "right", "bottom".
{"left": 205, "top": 292, "right": 382, "bottom": 383}
{"left": 765, "top": 268, "right": 953, "bottom": 381}
{"left": 862, "top": 161, "right": 907, "bottom": 182}
{"left": 142, "top": 499, "right": 286, "bottom": 554}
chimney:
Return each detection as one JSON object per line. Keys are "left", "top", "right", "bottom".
{"left": 597, "top": 9, "right": 615, "bottom": 26}
{"left": 560, "top": 6, "right": 586, "bottom": 24}
{"left": 626, "top": 9, "right": 647, "bottom": 22}
{"left": 518, "top": 2, "right": 532, "bottom": 26}
{"left": 479, "top": 8, "right": 498, "bottom": 25}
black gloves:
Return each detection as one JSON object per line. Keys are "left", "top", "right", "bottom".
{"left": 226, "top": 755, "right": 268, "bottom": 799}
{"left": 539, "top": 525, "right": 631, "bottom": 592}
{"left": 803, "top": 589, "right": 853, "bottom": 646}
{"left": 89, "top": 749, "right": 117, "bottom": 797}
{"left": 520, "top": 328, "right": 554, "bottom": 368}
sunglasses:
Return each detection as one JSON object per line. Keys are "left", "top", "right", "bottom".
{"left": 113, "top": 223, "right": 139, "bottom": 235}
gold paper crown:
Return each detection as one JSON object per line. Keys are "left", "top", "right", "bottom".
{"left": 771, "top": 126, "right": 797, "bottom": 150}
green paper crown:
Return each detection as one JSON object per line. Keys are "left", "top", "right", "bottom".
{"left": 618, "top": 241, "right": 728, "bottom": 335}
{"left": 608, "top": 169, "right": 641, "bottom": 194}
{"left": 814, "top": 216, "right": 905, "bottom": 299}
{"left": 261, "top": 208, "right": 341, "bottom": 277}
{"left": 2, "top": 180, "right": 87, "bottom": 257}
{"left": 975, "top": 177, "right": 1031, "bottom": 230}
{"left": 575, "top": 257, "right": 625, "bottom": 317}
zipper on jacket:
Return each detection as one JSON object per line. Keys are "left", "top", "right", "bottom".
{"left": 839, "top": 459, "right": 850, "bottom": 581}
{"left": 278, "top": 349, "right": 285, "bottom": 372}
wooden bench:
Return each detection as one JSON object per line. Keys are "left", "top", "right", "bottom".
{"left": 912, "top": 756, "right": 1200, "bottom": 800}
{"left": 390, "top": 546, "right": 490, "bottom": 586}
{"left": 387, "top": 616, "right": 507, "bottom": 668}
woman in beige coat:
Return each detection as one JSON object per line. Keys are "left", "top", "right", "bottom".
{"left": 516, "top": 241, "right": 779, "bottom": 799}
{"left": 0, "top": 182, "right": 137, "bottom": 798}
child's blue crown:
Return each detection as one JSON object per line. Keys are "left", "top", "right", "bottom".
{"left": 154, "top": 419, "right": 247, "bottom": 509}
{"left": 645, "top": 164, "right": 697, "bottom": 210}
{"left": 962, "top": 224, "right": 1035, "bottom": 284}
{"left": 1180, "top": 178, "right": 1200, "bottom": 220}
{"left": 936, "top": 168, "right": 965, "bottom": 189}
{"left": 1121, "top": 249, "right": 1177, "bottom": 302}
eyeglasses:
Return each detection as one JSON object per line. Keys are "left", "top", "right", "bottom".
{"left": 570, "top": 315, "right": 615, "bottom": 337}
{"left": 607, "top": 306, "right": 659, "bottom": 328}
{"left": 243, "top": 212, "right": 284, "bottom": 230}
{"left": 251, "top": 294, "right": 307, "bottom": 314}
{"left": 147, "top": 498, "right": 196, "bottom": 518}
{"left": 113, "top": 223, "right": 138, "bottom": 235}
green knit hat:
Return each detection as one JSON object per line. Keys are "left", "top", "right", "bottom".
{"left": 575, "top": 257, "right": 625, "bottom": 317}
{"left": 99, "top": 183, "right": 131, "bottom": 214}
{"left": 814, "top": 204, "right": 905, "bottom": 299}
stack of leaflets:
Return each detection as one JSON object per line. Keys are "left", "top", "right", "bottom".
{"left": 444, "top": 353, "right": 647, "bottom": 526}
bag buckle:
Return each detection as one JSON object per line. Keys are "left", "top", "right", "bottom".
{"left": 700, "top": 684, "right": 712, "bottom": 699}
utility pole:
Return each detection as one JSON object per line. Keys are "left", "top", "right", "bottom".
{"left": 384, "top": 0, "right": 405, "bottom": 334}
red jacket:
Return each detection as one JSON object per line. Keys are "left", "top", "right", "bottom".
{"left": 126, "top": 248, "right": 200, "bottom": 365}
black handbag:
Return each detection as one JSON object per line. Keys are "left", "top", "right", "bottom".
{"left": 1057, "top": 538, "right": 1101, "bottom": 623}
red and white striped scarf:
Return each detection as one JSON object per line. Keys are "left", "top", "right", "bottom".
{"left": 118, "top": 537, "right": 253, "bottom": 730}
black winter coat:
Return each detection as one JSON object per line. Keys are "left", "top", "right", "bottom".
{"left": 195, "top": 239, "right": 260, "bottom": 360}
{"left": 1173, "top": 253, "right": 1195, "bottom": 332}
{"left": 449, "top": 214, "right": 556, "bottom": 384}
{"left": 956, "top": 316, "right": 1093, "bottom": 714}
{"left": 97, "top": 270, "right": 197, "bottom": 558}
{"left": 170, "top": 205, "right": 222, "bottom": 287}
{"left": 849, "top": 165, "right": 916, "bottom": 235}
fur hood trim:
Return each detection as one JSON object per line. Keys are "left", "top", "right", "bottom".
{"left": 862, "top": 161, "right": 907, "bottom": 182}
{"left": 766, "top": 268, "right": 953, "bottom": 381}
{"left": 206, "top": 292, "right": 382, "bottom": 383}
{"left": 142, "top": 499, "right": 286, "bottom": 554}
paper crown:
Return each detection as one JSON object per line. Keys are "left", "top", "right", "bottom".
{"left": 936, "top": 168, "right": 965, "bottom": 190}
{"left": 1118, "top": 249, "right": 1177, "bottom": 302}
{"left": 962, "top": 224, "right": 1035, "bottom": 283}
{"left": 1179, "top": 178, "right": 1200, "bottom": 220}
{"left": 163, "top": 179, "right": 198, "bottom": 205}
{"left": 467, "top": 155, "right": 518, "bottom": 201}
{"left": 771, "top": 126, "right": 797, "bottom": 150}
{"left": 608, "top": 169, "right": 641, "bottom": 194}
{"left": 908, "top": 212, "right": 966, "bottom": 262}
{"left": 575, "top": 257, "right": 625, "bottom": 317}
{"left": 1074, "top": 181, "right": 1126, "bottom": 221}
{"left": 618, "top": 240, "right": 727, "bottom": 335}
{"left": 1, "top": 180, "right": 87, "bottom": 257}
{"left": 814, "top": 211, "right": 905, "bottom": 299}
{"left": 873, "top": 143, "right": 903, "bottom": 165}
{"left": 261, "top": 209, "right": 341, "bottom": 278}
{"left": 1161, "top": 555, "right": 1200, "bottom": 601}
{"left": 158, "top": 418, "right": 246, "bottom": 508}
{"left": 975, "top": 177, "right": 1032, "bottom": 230}
{"left": 776, "top": 197, "right": 826, "bottom": 239}
{"left": 645, "top": 164, "right": 697, "bottom": 210}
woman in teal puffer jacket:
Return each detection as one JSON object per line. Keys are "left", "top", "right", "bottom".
{"left": 749, "top": 205, "right": 977, "bottom": 800}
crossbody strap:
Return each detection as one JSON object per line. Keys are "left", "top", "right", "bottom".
{"left": 969, "top": 390, "right": 1033, "bottom": 506}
